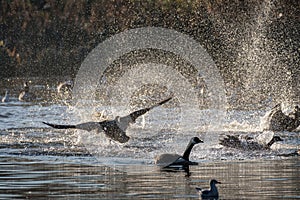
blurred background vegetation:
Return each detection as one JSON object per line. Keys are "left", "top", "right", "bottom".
{"left": 0, "top": 0, "right": 299, "bottom": 106}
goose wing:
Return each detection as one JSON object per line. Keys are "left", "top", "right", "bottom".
{"left": 129, "top": 97, "right": 172, "bottom": 123}
{"left": 155, "top": 153, "right": 181, "bottom": 165}
{"left": 219, "top": 135, "right": 243, "bottom": 149}
{"left": 43, "top": 121, "right": 76, "bottom": 129}
{"left": 265, "top": 104, "right": 295, "bottom": 131}
{"left": 220, "top": 135, "right": 265, "bottom": 150}
{"left": 43, "top": 121, "right": 102, "bottom": 132}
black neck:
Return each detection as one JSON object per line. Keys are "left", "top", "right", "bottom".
{"left": 267, "top": 138, "right": 275, "bottom": 147}
{"left": 182, "top": 141, "right": 195, "bottom": 160}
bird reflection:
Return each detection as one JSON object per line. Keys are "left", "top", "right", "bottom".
{"left": 160, "top": 164, "right": 191, "bottom": 177}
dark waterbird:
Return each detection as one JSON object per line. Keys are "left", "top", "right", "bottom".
{"left": 156, "top": 137, "right": 203, "bottom": 170}
{"left": 196, "top": 179, "right": 221, "bottom": 199}
{"left": 262, "top": 104, "right": 300, "bottom": 132}
{"left": 219, "top": 134, "right": 283, "bottom": 151}
{"left": 43, "top": 97, "right": 172, "bottom": 143}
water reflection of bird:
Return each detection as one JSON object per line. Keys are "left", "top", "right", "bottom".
{"left": 156, "top": 137, "right": 203, "bottom": 169}
{"left": 2, "top": 90, "right": 9, "bottom": 102}
{"left": 43, "top": 97, "right": 172, "bottom": 143}
{"left": 196, "top": 179, "right": 221, "bottom": 199}
{"left": 261, "top": 104, "right": 300, "bottom": 132}
{"left": 19, "top": 82, "right": 36, "bottom": 102}
{"left": 219, "top": 134, "right": 283, "bottom": 151}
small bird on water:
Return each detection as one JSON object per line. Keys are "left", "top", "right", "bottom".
{"left": 2, "top": 90, "right": 9, "bottom": 102}
{"left": 196, "top": 179, "right": 221, "bottom": 199}
{"left": 43, "top": 97, "right": 172, "bottom": 143}
{"left": 57, "top": 80, "right": 73, "bottom": 94}
{"left": 19, "top": 82, "right": 36, "bottom": 102}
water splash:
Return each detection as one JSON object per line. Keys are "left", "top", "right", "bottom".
{"left": 237, "top": 0, "right": 293, "bottom": 108}
{"left": 71, "top": 27, "right": 227, "bottom": 162}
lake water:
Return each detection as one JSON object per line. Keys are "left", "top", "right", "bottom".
{"left": 0, "top": 78, "right": 299, "bottom": 199}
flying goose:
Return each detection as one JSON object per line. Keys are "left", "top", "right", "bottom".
{"left": 43, "top": 97, "right": 172, "bottom": 143}
{"left": 156, "top": 137, "right": 203, "bottom": 169}
{"left": 196, "top": 179, "right": 221, "bottom": 199}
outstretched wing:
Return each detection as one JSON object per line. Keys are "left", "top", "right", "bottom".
{"left": 43, "top": 121, "right": 102, "bottom": 132}
{"left": 261, "top": 104, "right": 285, "bottom": 131}
{"left": 129, "top": 97, "right": 172, "bottom": 122}
{"left": 43, "top": 122, "right": 76, "bottom": 129}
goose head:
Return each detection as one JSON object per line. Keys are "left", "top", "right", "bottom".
{"left": 191, "top": 136, "right": 204, "bottom": 145}
{"left": 182, "top": 137, "right": 203, "bottom": 161}
{"left": 267, "top": 136, "right": 283, "bottom": 147}
{"left": 210, "top": 179, "right": 221, "bottom": 186}
{"left": 24, "top": 82, "right": 30, "bottom": 92}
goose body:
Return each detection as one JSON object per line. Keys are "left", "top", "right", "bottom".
{"left": 220, "top": 134, "right": 283, "bottom": 151}
{"left": 43, "top": 97, "right": 172, "bottom": 143}
{"left": 156, "top": 137, "right": 203, "bottom": 168}
{"left": 262, "top": 104, "right": 300, "bottom": 132}
{"left": 1, "top": 90, "right": 9, "bottom": 102}
{"left": 19, "top": 82, "right": 36, "bottom": 102}
{"left": 196, "top": 179, "right": 221, "bottom": 199}
{"left": 57, "top": 80, "right": 73, "bottom": 93}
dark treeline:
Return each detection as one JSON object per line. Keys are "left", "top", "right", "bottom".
{"left": 0, "top": 0, "right": 299, "bottom": 101}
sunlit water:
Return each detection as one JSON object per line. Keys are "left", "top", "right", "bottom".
{"left": 0, "top": 81, "right": 299, "bottom": 199}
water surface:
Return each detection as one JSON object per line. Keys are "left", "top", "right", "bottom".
{"left": 0, "top": 80, "right": 299, "bottom": 199}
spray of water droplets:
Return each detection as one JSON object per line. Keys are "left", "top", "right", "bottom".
{"left": 71, "top": 27, "right": 227, "bottom": 162}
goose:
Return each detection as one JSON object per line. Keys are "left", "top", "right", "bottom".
{"left": 43, "top": 97, "right": 172, "bottom": 143}
{"left": 156, "top": 137, "right": 203, "bottom": 169}
{"left": 219, "top": 134, "right": 283, "bottom": 151}
{"left": 261, "top": 104, "right": 300, "bottom": 132}
{"left": 57, "top": 80, "right": 73, "bottom": 93}
{"left": 19, "top": 82, "right": 36, "bottom": 102}
{"left": 196, "top": 179, "right": 221, "bottom": 199}
{"left": 1, "top": 90, "right": 9, "bottom": 102}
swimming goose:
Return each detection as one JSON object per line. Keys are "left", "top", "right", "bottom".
{"left": 1, "top": 90, "right": 9, "bottom": 102}
{"left": 43, "top": 97, "right": 172, "bottom": 143}
{"left": 57, "top": 80, "right": 73, "bottom": 93}
{"left": 196, "top": 179, "right": 221, "bottom": 199}
{"left": 219, "top": 134, "right": 283, "bottom": 151}
{"left": 19, "top": 82, "right": 36, "bottom": 102}
{"left": 262, "top": 104, "right": 300, "bottom": 132}
{"left": 156, "top": 137, "right": 203, "bottom": 169}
